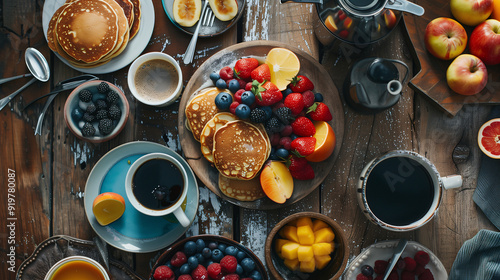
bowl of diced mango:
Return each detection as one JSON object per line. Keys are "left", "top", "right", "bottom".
{"left": 265, "top": 212, "right": 349, "bottom": 280}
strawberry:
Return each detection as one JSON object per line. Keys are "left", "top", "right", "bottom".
{"left": 307, "top": 102, "right": 332, "bottom": 121}
{"left": 220, "top": 255, "right": 238, "bottom": 274}
{"left": 234, "top": 58, "right": 259, "bottom": 80}
{"left": 251, "top": 63, "right": 271, "bottom": 83}
{"left": 153, "top": 265, "right": 175, "bottom": 280}
{"left": 291, "top": 137, "right": 316, "bottom": 156}
{"left": 284, "top": 93, "right": 304, "bottom": 115}
{"left": 302, "top": 90, "right": 315, "bottom": 108}
{"left": 219, "top": 66, "right": 234, "bottom": 81}
{"left": 252, "top": 80, "right": 282, "bottom": 106}
{"left": 287, "top": 156, "right": 315, "bottom": 180}
{"left": 291, "top": 117, "right": 316, "bottom": 137}
{"left": 224, "top": 274, "right": 240, "bottom": 280}
{"left": 191, "top": 265, "right": 209, "bottom": 280}
{"left": 178, "top": 275, "right": 193, "bottom": 280}
{"left": 207, "top": 263, "right": 223, "bottom": 280}
{"left": 289, "top": 75, "right": 314, "bottom": 93}
{"left": 170, "top": 251, "right": 187, "bottom": 267}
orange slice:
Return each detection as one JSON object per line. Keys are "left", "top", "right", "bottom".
{"left": 324, "top": 15, "right": 338, "bottom": 32}
{"left": 478, "top": 118, "right": 500, "bottom": 159}
{"left": 92, "top": 192, "right": 126, "bottom": 226}
{"left": 493, "top": 0, "right": 500, "bottom": 20}
{"left": 265, "top": 48, "right": 300, "bottom": 91}
{"left": 305, "top": 121, "right": 336, "bottom": 162}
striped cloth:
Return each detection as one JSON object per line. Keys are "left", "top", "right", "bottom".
{"left": 449, "top": 230, "right": 500, "bottom": 280}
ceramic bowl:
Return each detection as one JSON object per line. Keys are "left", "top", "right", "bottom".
{"left": 64, "top": 80, "right": 129, "bottom": 143}
{"left": 265, "top": 212, "right": 349, "bottom": 280}
{"left": 44, "top": 255, "right": 110, "bottom": 280}
{"left": 150, "top": 235, "right": 268, "bottom": 280}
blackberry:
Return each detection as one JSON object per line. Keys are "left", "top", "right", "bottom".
{"left": 97, "top": 82, "right": 110, "bottom": 94}
{"left": 106, "top": 90, "right": 119, "bottom": 104}
{"left": 249, "top": 108, "right": 267, "bottom": 123}
{"left": 96, "top": 99, "right": 108, "bottom": 110}
{"left": 98, "top": 118, "right": 114, "bottom": 135}
{"left": 86, "top": 103, "right": 97, "bottom": 115}
{"left": 265, "top": 117, "right": 282, "bottom": 133}
{"left": 273, "top": 107, "right": 292, "bottom": 124}
{"left": 78, "top": 89, "right": 93, "bottom": 102}
{"left": 108, "top": 104, "right": 121, "bottom": 120}
{"left": 82, "top": 112, "right": 95, "bottom": 122}
{"left": 96, "top": 109, "right": 108, "bottom": 120}
{"left": 81, "top": 122, "right": 96, "bottom": 137}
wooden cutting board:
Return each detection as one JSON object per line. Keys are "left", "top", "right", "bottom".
{"left": 404, "top": 0, "right": 500, "bottom": 117}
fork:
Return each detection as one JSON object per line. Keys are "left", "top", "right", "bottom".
{"left": 182, "top": 2, "right": 215, "bottom": 64}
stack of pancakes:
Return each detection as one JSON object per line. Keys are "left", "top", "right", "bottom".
{"left": 185, "top": 87, "right": 271, "bottom": 201}
{"left": 47, "top": 0, "right": 141, "bottom": 68}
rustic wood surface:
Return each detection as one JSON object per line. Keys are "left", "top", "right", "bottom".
{"left": 0, "top": 1, "right": 498, "bottom": 280}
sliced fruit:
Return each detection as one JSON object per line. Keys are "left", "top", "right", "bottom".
{"left": 283, "top": 258, "right": 300, "bottom": 271}
{"left": 92, "top": 192, "right": 126, "bottom": 226}
{"left": 297, "top": 225, "right": 315, "bottom": 245}
{"left": 314, "top": 227, "right": 335, "bottom": 243}
{"left": 265, "top": 48, "right": 300, "bottom": 91}
{"left": 315, "top": 255, "right": 332, "bottom": 270}
{"left": 173, "top": 0, "right": 202, "bottom": 27}
{"left": 306, "top": 121, "right": 336, "bottom": 162}
{"left": 296, "top": 217, "right": 313, "bottom": 228}
{"left": 324, "top": 15, "right": 338, "bottom": 33}
{"left": 209, "top": 0, "right": 238, "bottom": 21}
{"left": 312, "top": 243, "right": 334, "bottom": 256}
{"left": 281, "top": 242, "right": 300, "bottom": 260}
{"left": 300, "top": 259, "right": 316, "bottom": 273}
{"left": 260, "top": 161, "right": 294, "bottom": 203}
{"left": 478, "top": 118, "right": 500, "bottom": 159}
{"left": 297, "top": 245, "right": 314, "bottom": 262}
{"left": 280, "top": 225, "right": 299, "bottom": 243}
{"left": 312, "top": 219, "right": 329, "bottom": 232}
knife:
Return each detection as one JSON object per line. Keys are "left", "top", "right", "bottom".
{"left": 383, "top": 239, "right": 408, "bottom": 280}
{"left": 93, "top": 236, "right": 110, "bottom": 270}
{"left": 33, "top": 75, "right": 98, "bottom": 135}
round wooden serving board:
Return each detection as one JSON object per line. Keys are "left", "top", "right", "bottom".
{"left": 178, "top": 40, "right": 344, "bottom": 210}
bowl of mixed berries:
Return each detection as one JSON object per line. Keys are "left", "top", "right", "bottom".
{"left": 64, "top": 80, "right": 129, "bottom": 143}
{"left": 150, "top": 235, "right": 267, "bottom": 280}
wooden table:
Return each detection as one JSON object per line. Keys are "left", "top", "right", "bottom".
{"left": 1, "top": 1, "right": 498, "bottom": 279}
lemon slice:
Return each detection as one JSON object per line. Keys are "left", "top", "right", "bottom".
{"left": 265, "top": 48, "right": 300, "bottom": 91}
{"left": 92, "top": 192, "right": 126, "bottom": 226}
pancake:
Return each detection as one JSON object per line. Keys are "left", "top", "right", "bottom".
{"left": 115, "top": 0, "right": 134, "bottom": 27}
{"left": 95, "top": 0, "right": 130, "bottom": 60}
{"left": 200, "top": 112, "right": 238, "bottom": 163}
{"left": 47, "top": 3, "right": 69, "bottom": 52}
{"left": 218, "top": 173, "right": 265, "bottom": 201}
{"left": 55, "top": 0, "right": 120, "bottom": 63}
{"left": 129, "top": 0, "right": 141, "bottom": 39}
{"left": 185, "top": 87, "right": 231, "bottom": 142}
{"left": 213, "top": 120, "right": 269, "bottom": 180}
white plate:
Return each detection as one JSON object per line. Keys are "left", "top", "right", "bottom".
{"left": 343, "top": 240, "right": 448, "bottom": 280}
{"left": 83, "top": 141, "right": 199, "bottom": 253}
{"left": 42, "top": 0, "right": 155, "bottom": 74}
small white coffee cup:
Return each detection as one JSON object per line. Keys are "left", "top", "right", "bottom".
{"left": 127, "top": 52, "right": 183, "bottom": 107}
{"left": 44, "top": 256, "right": 109, "bottom": 280}
{"left": 125, "top": 153, "right": 190, "bottom": 227}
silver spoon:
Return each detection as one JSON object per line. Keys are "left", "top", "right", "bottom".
{"left": 0, "top": 48, "right": 50, "bottom": 111}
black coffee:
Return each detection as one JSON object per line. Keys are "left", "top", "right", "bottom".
{"left": 132, "top": 159, "right": 184, "bottom": 210}
{"left": 365, "top": 157, "right": 435, "bottom": 226}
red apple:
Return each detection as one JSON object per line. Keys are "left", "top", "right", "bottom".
{"left": 424, "top": 17, "right": 468, "bottom": 60}
{"left": 451, "top": 0, "right": 493, "bottom": 26}
{"left": 383, "top": 10, "right": 398, "bottom": 29}
{"left": 469, "top": 19, "right": 500, "bottom": 65}
{"left": 446, "top": 54, "right": 488, "bottom": 95}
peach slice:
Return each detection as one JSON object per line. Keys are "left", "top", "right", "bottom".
{"left": 260, "top": 161, "right": 294, "bottom": 204}
{"left": 92, "top": 192, "right": 126, "bottom": 226}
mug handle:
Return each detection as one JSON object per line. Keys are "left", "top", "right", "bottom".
{"left": 173, "top": 207, "right": 191, "bottom": 227}
{"left": 442, "top": 175, "right": 462, "bottom": 189}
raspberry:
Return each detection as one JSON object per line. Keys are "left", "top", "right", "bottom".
{"left": 191, "top": 264, "right": 208, "bottom": 280}
{"left": 170, "top": 251, "right": 188, "bottom": 267}
{"left": 245, "top": 82, "right": 252, "bottom": 91}
{"left": 237, "top": 79, "right": 247, "bottom": 89}
{"left": 241, "top": 278, "right": 253, "bottom": 280}
{"left": 229, "top": 101, "right": 240, "bottom": 115}
{"left": 414, "top": 264, "right": 426, "bottom": 276}
{"left": 404, "top": 257, "right": 417, "bottom": 271}
{"left": 374, "top": 276, "right": 383, "bottom": 280}
{"left": 219, "top": 66, "right": 234, "bottom": 81}
{"left": 414, "top": 251, "right": 430, "bottom": 265}
{"left": 224, "top": 274, "right": 240, "bottom": 280}
{"left": 178, "top": 275, "right": 193, "bottom": 280}
{"left": 388, "top": 271, "right": 399, "bottom": 280}
{"left": 401, "top": 271, "right": 416, "bottom": 280}
{"left": 302, "top": 90, "right": 315, "bottom": 108}
{"left": 356, "top": 274, "right": 373, "bottom": 280}
{"left": 220, "top": 255, "right": 238, "bottom": 274}
{"left": 374, "top": 260, "right": 389, "bottom": 274}
{"left": 234, "top": 89, "right": 245, "bottom": 103}
{"left": 153, "top": 265, "right": 175, "bottom": 280}
{"left": 207, "top": 263, "right": 223, "bottom": 280}
{"left": 419, "top": 269, "right": 434, "bottom": 280}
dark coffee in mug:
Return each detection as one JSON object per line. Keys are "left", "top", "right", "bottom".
{"left": 365, "top": 156, "right": 435, "bottom": 226}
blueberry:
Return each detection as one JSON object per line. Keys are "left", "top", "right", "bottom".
{"left": 315, "top": 92, "right": 324, "bottom": 102}
{"left": 241, "top": 258, "right": 255, "bottom": 273}
{"left": 236, "top": 251, "right": 246, "bottom": 261}
{"left": 211, "top": 249, "right": 224, "bottom": 262}
{"left": 196, "top": 239, "right": 206, "bottom": 252}
{"left": 216, "top": 79, "right": 227, "bottom": 89}
{"left": 282, "top": 88, "right": 293, "bottom": 98}
{"left": 234, "top": 104, "right": 251, "bottom": 119}
{"left": 276, "top": 148, "right": 289, "bottom": 159}
{"left": 249, "top": 270, "right": 263, "bottom": 280}
{"left": 215, "top": 92, "right": 233, "bottom": 110}
{"left": 208, "top": 242, "right": 218, "bottom": 250}
{"left": 290, "top": 133, "right": 299, "bottom": 140}
{"left": 184, "top": 241, "right": 197, "bottom": 256}
{"left": 188, "top": 256, "right": 198, "bottom": 270}
{"left": 180, "top": 263, "right": 191, "bottom": 274}
{"left": 210, "top": 72, "right": 220, "bottom": 84}
{"left": 225, "top": 246, "right": 238, "bottom": 256}
{"left": 361, "top": 265, "right": 374, "bottom": 276}
{"left": 268, "top": 148, "right": 278, "bottom": 160}
{"left": 240, "top": 91, "right": 255, "bottom": 106}
{"left": 72, "top": 108, "right": 84, "bottom": 121}
{"left": 236, "top": 264, "right": 243, "bottom": 275}
{"left": 228, "top": 79, "right": 240, "bottom": 93}
{"left": 217, "top": 243, "right": 227, "bottom": 252}
{"left": 195, "top": 253, "right": 204, "bottom": 264}
{"left": 261, "top": 106, "right": 272, "bottom": 120}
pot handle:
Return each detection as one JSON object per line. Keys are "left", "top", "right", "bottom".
{"left": 280, "top": 0, "right": 323, "bottom": 3}
{"left": 385, "top": 0, "right": 424, "bottom": 16}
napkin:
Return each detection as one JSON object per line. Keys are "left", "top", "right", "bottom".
{"left": 473, "top": 106, "right": 500, "bottom": 231}
{"left": 449, "top": 230, "right": 500, "bottom": 280}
